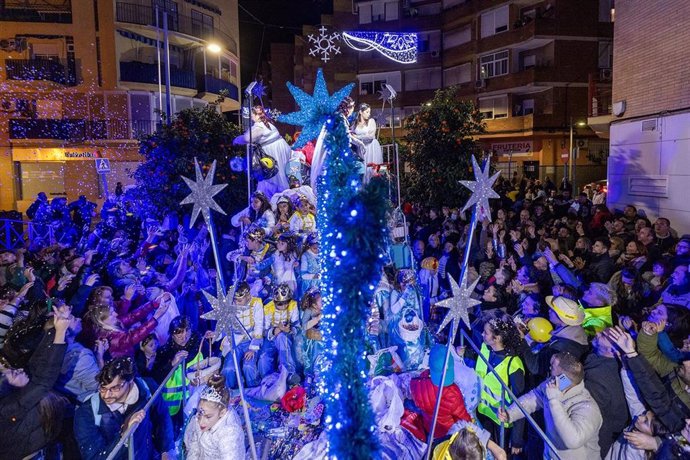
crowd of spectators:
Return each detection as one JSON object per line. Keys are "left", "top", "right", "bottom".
{"left": 0, "top": 170, "right": 689, "bottom": 460}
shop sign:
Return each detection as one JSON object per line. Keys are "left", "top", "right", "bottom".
{"left": 12, "top": 148, "right": 103, "bottom": 161}
{"left": 491, "top": 141, "right": 533, "bottom": 157}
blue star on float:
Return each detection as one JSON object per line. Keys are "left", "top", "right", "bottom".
{"left": 436, "top": 274, "right": 481, "bottom": 341}
{"left": 277, "top": 68, "right": 354, "bottom": 148}
{"left": 180, "top": 158, "right": 227, "bottom": 228}
{"left": 460, "top": 156, "right": 501, "bottom": 222}
{"left": 200, "top": 279, "right": 250, "bottom": 348}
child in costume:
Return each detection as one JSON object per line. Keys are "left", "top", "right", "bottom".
{"left": 299, "top": 232, "right": 321, "bottom": 295}
{"left": 183, "top": 373, "right": 245, "bottom": 460}
{"left": 299, "top": 287, "right": 323, "bottom": 375}
{"left": 259, "top": 283, "right": 301, "bottom": 385}
{"left": 220, "top": 281, "right": 264, "bottom": 389}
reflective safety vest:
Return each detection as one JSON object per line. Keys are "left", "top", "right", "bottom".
{"left": 583, "top": 305, "right": 613, "bottom": 336}
{"left": 475, "top": 343, "right": 524, "bottom": 427}
{"left": 162, "top": 351, "right": 203, "bottom": 416}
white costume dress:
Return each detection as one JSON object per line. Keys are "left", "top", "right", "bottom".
{"left": 353, "top": 118, "right": 383, "bottom": 183}
{"left": 184, "top": 407, "right": 246, "bottom": 460}
{"left": 310, "top": 115, "right": 365, "bottom": 191}
{"left": 239, "top": 123, "right": 291, "bottom": 198}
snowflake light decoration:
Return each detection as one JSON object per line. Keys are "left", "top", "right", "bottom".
{"left": 308, "top": 26, "right": 342, "bottom": 63}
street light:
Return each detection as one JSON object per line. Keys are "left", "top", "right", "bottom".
{"left": 568, "top": 119, "right": 587, "bottom": 193}
{"left": 207, "top": 43, "right": 221, "bottom": 54}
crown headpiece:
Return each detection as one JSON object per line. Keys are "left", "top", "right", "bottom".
{"left": 200, "top": 385, "right": 225, "bottom": 405}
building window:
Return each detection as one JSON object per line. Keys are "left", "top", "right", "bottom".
{"left": 358, "top": 71, "right": 401, "bottom": 96}
{"left": 443, "top": 63, "right": 472, "bottom": 86}
{"left": 598, "top": 41, "right": 613, "bottom": 69}
{"left": 442, "top": 0, "right": 467, "bottom": 9}
{"left": 404, "top": 67, "right": 442, "bottom": 91}
{"left": 418, "top": 31, "right": 441, "bottom": 54}
{"left": 385, "top": 1, "right": 398, "bottom": 21}
{"left": 191, "top": 9, "right": 214, "bottom": 40}
{"left": 479, "top": 96, "right": 508, "bottom": 119}
{"left": 359, "top": 4, "right": 372, "bottom": 24}
{"left": 513, "top": 98, "right": 534, "bottom": 116}
{"left": 443, "top": 25, "right": 471, "bottom": 49}
{"left": 372, "top": 1, "right": 385, "bottom": 22}
{"left": 599, "top": 0, "right": 614, "bottom": 22}
{"left": 480, "top": 5, "right": 509, "bottom": 38}
{"left": 479, "top": 50, "right": 509, "bottom": 78}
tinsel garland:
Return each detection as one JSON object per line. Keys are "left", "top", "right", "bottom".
{"left": 316, "top": 115, "right": 388, "bottom": 459}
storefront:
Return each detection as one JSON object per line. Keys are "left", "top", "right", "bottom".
{"left": 10, "top": 145, "right": 141, "bottom": 214}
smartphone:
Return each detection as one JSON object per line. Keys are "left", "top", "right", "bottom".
{"left": 556, "top": 374, "right": 572, "bottom": 391}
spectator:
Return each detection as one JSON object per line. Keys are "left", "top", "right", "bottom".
{"left": 73, "top": 357, "right": 175, "bottom": 460}
{"left": 501, "top": 352, "right": 603, "bottom": 459}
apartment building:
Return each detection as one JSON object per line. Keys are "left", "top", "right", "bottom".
{"left": 0, "top": 0, "right": 240, "bottom": 212}
{"left": 595, "top": 0, "right": 690, "bottom": 226}
{"left": 269, "top": 0, "right": 613, "bottom": 187}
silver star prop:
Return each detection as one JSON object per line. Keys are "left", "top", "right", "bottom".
{"left": 200, "top": 278, "right": 250, "bottom": 349}
{"left": 460, "top": 156, "right": 500, "bottom": 222}
{"left": 180, "top": 158, "right": 227, "bottom": 228}
{"left": 436, "top": 274, "right": 481, "bottom": 340}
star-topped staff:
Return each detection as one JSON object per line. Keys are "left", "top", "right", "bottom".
{"left": 426, "top": 155, "right": 495, "bottom": 460}
{"left": 180, "top": 159, "right": 258, "bottom": 460}
{"left": 180, "top": 158, "right": 227, "bottom": 228}
{"left": 435, "top": 274, "right": 481, "bottom": 341}
{"left": 200, "top": 278, "right": 251, "bottom": 347}
{"left": 278, "top": 68, "right": 355, "bottom": 148}
{"left": 459, "top": 155, "right": 500, "bottom": 222}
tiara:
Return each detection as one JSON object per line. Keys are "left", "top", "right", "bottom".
{"left": 200, "top": 385, "right": 225, "bottom": 405}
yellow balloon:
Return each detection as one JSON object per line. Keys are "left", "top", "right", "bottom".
{"left": 528, "top": 317, "right": 553, "bottom": 343}
{"left": 260, "top": 157, "right": 274, "bottom": 169}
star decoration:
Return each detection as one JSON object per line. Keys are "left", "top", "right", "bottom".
{"left": 277, "top": 68, "right": 354, "bottom": 148}
{"left": 200, "top": 279, "right": 250, "bottom": 348}
{"left": 180, "top": 158, "right": 227, "bottom": 228}
{"left": 459, "top": 156, "right": 500, "bottom": 222}
{"left": 436, "top": 274, "right": 481, "bottom": 341}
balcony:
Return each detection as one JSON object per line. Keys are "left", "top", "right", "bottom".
{"left": 119, "top": 61, "right": 196, "bottom": 90}
{"left": 197, "top": 74, "right": 238, "bottom": 99}
{"left": 0, "top": 0, "right": 71, "bottom": 23}
{"left": 5, "top": 59, "right": 78, "bottom": 86}
{"left": 9, "top": 119, "right": 140, "bottom": 141}
{"left": 115, "top": 2, "right": 237, "bottom": 55}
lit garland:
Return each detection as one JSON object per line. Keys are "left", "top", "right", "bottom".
{"left": 316, "top": 115, "right": 388, "bottom": 459}
{"left": 342, "top": 31, "right": 418, "bottom": 64}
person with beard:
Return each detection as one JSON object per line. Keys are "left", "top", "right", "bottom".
{"left": 661, "top": 266, "right": 690, "bottom": 307}
{"left": 671, "top": 237, "right": 690, "bottom": 268}
{"left": 74, "top": 357, "right": 175, "bottom": 460}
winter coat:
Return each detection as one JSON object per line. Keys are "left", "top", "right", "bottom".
{"left": 73, "top": 377, "right": 174, "bottom": 460}
{"left": 184, "top": 407, "right": 246, "bottom": 460}
{"left": 630, "top": 331, "right": 690, "bottom": 432}
{"left": 406, "top": 369, "right": 471, "bottom": 439}
{"left": 584, "top": 353, "right": 630, "bottom": 456}
{"left": 0, "top": 329, "right": 67, "bottom": 459}
{"left": 582, "top": 252, "right": 616, "bottom": 284}
{"left": 507, "top": 380, "right": 603, "bottom": 460}
{"left": 97, "top": 299, "right": 159, "bottom": 358}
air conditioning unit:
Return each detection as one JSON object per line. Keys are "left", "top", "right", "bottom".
{"left": 599, "top": 68, "right": 612, "bottom": 81}
{"left": 475, "top": 79, "right": 485, "bottom": 89}
{"left": 430, "top": 50, "right": 440, "bottom": 58}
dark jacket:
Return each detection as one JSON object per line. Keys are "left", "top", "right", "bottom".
{"left": 518, "top": 325, "right": 590, "bottom": 380}
{"left": 582, "top": 252, "right": 616, "bottom": 284}
{"left": 584, "top": 353, "right": 630, "bottom": 456}
{"left": 73, "top": 377, "right": 174, "bottom": 460}
{"left": 0, "top": 329, "right": 67, "bottom": 459}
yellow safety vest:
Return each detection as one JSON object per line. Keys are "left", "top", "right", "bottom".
{"left": 583, "top": 305, "right": 613, "bottom": 336}
{"left": 162, "top": 351, "right": 203, "bottom": 416}
{"left": 475, "top": 343, "right": 524, "bottom": 427}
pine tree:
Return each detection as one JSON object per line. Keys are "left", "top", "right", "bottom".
{"left": 402, "top": 86, "right": 485, "bottom": 208}
{"left": 131, "top": 101, "right": 244, "bottom": 219}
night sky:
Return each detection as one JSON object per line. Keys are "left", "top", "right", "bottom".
{"left": 238, "top": 0, "right": 333, "bottom": 85}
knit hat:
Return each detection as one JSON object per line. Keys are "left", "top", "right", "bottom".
{"left": 429, "top": 344, "right": 454, "bottom": 387}
{"left": 545, "top": 296, "right": 585, "bottom": 326}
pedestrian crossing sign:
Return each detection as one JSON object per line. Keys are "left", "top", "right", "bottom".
{"left": 95, "top": 158, "right": 111, "bottom": 173}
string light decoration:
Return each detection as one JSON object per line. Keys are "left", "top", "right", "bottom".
{"left": 277, "top": 68, "right": 354, "bottom": 149}
{"left": 342, "top": 31, "right": 418, "bottom": 64}
{"left": 280, "top": 71, "right": 389, "bottom": 459}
